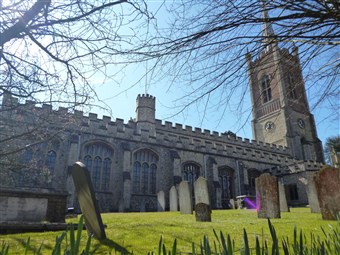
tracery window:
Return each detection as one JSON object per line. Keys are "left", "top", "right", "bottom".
{"left": 247, "top": 169, "right": 261, "bottom": 196}
{"left": 261, "top": 75, "right": 272, "bottom": 103}
{"left": 46, "top": 150, "right": 57, "bottom": 172}
{"left": 83, "top": 142, "right": 113, "bottom": 191}
{"left": 218, "top": 167, "right": 234, "bottom": 200}
{"left": 182, "top": 162, "right": 200, "bottom": 187}
{"left": 132, "top": 149, "right": 158, "bottom": 194}
{"left": 22, "top": 141, "right": 59, "bottom": 173}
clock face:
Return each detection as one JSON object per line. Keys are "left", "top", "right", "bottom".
{"left": 298, "top": 119, "right": 305, "bottom": 129}
{"left": 265, "top": 121, "right": 275, "bottom": 131}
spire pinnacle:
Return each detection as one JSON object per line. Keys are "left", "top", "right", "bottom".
{"left": 260, "top": 0, "right": 275, "bottom": 51}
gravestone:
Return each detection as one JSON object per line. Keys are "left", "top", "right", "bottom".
{"left": 305, "top": 174, "right": 320, "bottom": 213}
{"left": 195, "top": 203, "right": 212, "bottom": 222}
{"left": 178, "top": 181, "right": 193, "bottom": 214}
{"left": 71, "top": 162, "right": 106, "bottom": 240}
{"left": 194, "top": 177, "right": 210, "bottom": 205}
{"left": 157, "top": 191, "right": 165, "bottom": 212}
{"left": 256, "top": 173, "right": 280, "bottom": 219}
{"left": 194, "top": 177, "right": 211, "bottom": 222}
{"left": 314, "top": 167, "right": 340, "bottom": 220}
{"left": 278, "top": 181, "right": 289, "bottom": 212}
{"left": 169, "top": 186, "right": 178, "bottom": 211}
{"left": 229, "top": 199, "right": 236, "bottom": 209}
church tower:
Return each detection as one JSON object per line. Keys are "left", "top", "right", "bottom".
{"left": 246, "top": 4, "right": 324, "bottom": 162}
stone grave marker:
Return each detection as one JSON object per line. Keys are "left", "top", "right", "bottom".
{"left": 178, "top": 181, "right": 193, "bottom": 214}
{"left": 157, "top": 190, "right": 165, "bottom": 211}
{"left": 305, "top": 174, "right": 320, "bottom": 213}
{"left": 230, "top": 199, "right": 235, "bottom": 209}
{"left": 194, "top": 177, "right": 211, "bottom": 222}
{"left": 195, "top": 203, "right": 212, "bottom": 222}
{"left": 314, "top": 167, "right": 340, "bottom": 220}
{"left": 256, "top": 173, "right": 280, "bottom": 219}
{"left": 278, "top": 181, "right": 289, "bottom": 212}
{"left": 71, "top": 162, "right": 106, "bottom": 240}
{"left": 169, "top": 186, "right": 178, "bottom": 211}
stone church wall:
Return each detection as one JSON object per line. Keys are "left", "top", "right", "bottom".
{"left": 0, "top": 93, "right": 322, "bottom": 213}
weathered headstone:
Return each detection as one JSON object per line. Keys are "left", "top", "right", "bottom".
{"left": 278, "top": 181, "right": 290, "bottom": 212}
{"left": 314, "top": 167, "right": 340, "bottom": 220}
{"left": 157, "top": 190, "right": 165, "bottom": 212}
{"left": 195, "top": 203, "right": 212, "bottom": 222}
{"left": 194, "top": 177, "right": 211, "bottom": 222}
{"left": 230, "top": 199, "right": 235, "bottom": 209}
{"left": 178, "top": 181, "right": 193, "bottom": 214}
{"left": 169, "top": 186, "right": 178, "bottom": 211}
{"left": 71, "top": 162, "right": 106, "bottom": 240}
{"left": 256, "top": 173, "right": 280, "bottom": 218}
{"left": 304, "top": 174, "right": 320, "bottom": 213}
{"left": 194, "top": 177, "right": 210, "bottom": 205}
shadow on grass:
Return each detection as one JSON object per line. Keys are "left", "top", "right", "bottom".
{"left": 100, "top": 238, "right": 132, "bottom": 255}
{"left": 13, "top": 237, "right": 53, "bottom": 255}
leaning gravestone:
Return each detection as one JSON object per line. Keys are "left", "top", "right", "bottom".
{"left": 169, "top": 186, "right": 178, "bottom": 211}
{"left": 305, "top": 174, "right": 321, "bottom": 213}
{"left": 314, "top": 167, "right": 340, "bottom": 220}
{"left": 71, "top": 162, "right": 106, "bottom": 240}
{"left": 278, "top": 181, "right": 289, "bottom": 212}
{"left": 178, "top": 181, "right": 193, "bottom": 214}
{"left": 194, "top": 177, "right": 211, "bottom": 222}
{"left": 157, "top": 190, "right": 165, "bottom": 212}
{"left": 256, "top": 173, "right": 280, "bottom": 219}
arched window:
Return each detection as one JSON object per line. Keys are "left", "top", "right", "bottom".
{"left": 46, "top": 150, "right": 57, "bottom": 172}
{"left": 261, "top": 75, "right": 272, "bottom": 103}
{"left": 83, "top": 142, "right": 113, "bottom": 191}
{"left": 182, "top": 162, "right": 200, "bottom": 186}
{"left": 93, "top": 156, "right": 102, "bottom": 190}
{"left": 218, "top": 167, "right": 234, "bottom": 201}
{"left": 23, "top": 148, "right": 33, "bottom": 163}
{"left": 247, "top": 169, "right": 261, "bottom": 196}
{"left": 133, "top": 162, "right": 141, "bottom": 193}
{"left": 21, "top": 141, "right": 59, "bottom": 173}
{"left": 132, "top": 149, "right": 159, "bottom": 194}
{"left": 102, "top": 158, "right": 111, "bottom": 191}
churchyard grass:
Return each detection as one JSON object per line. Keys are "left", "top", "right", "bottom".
{"left": 0, "top": 207, "right": 338, "bottom": 254}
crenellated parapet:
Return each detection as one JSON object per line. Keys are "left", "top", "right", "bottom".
{"left": 2, "top": 93, "right": 294, "bottom": 165}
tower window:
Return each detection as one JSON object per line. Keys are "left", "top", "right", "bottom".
{"left": 287, "top": 74, "right": 297, "bottom": 99}
{"left": 261, "top": 75, "right": 272, "bottom": 103}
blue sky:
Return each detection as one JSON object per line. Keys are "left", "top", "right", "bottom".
{"left": 88, "top": 1, "right": 339, "bottom": 149}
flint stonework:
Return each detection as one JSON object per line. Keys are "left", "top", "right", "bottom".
{"left": 256, "top": 173, "right": 280, "bottom": 219}
{"left": 314, "top": 167, "right": 340, "bottom": 220}
{"left": 71, "top": 162, "right": 106, "bottom": 240}
{"left": 179, "top": 181, "right": 193, "bottom": 214}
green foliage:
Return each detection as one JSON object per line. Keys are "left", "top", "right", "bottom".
{"left": 148, "top": 218, "right": 340, "bottom": 255}
{"left": 1, "top": 209, "right": 339, "bottom": 254}
{"left": 0, "top": 215, "right": 96, "bottom": 255}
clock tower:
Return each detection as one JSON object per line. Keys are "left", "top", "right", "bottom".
{"left": 246, "top": 6, "right": 324, "bottom": 162}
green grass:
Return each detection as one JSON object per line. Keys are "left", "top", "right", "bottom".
{"left": 0, "top": 208, "right": 337, "bottom": 254}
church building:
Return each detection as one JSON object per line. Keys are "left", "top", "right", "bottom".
{"left": 0, "top": 8, "right": 324, "bottom": 215}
